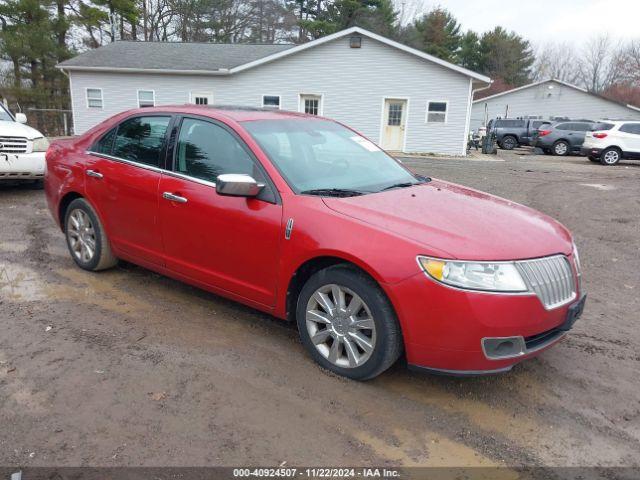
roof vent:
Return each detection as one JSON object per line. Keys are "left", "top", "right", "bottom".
{"left": 349, "top": 35, "right": 362, "bottom": 48}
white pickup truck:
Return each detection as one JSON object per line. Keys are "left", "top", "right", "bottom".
{"left": 0, "top": 103, "right": 49, "bottom": 185}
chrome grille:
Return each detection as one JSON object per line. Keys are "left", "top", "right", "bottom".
{"left": 0, "top": 136, "right": 28, "bottom": 153}
{"left": 516, "top": 255, "right": 576, "bottom": 310}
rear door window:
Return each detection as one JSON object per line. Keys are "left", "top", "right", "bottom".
{"left": 591, "top": 122, "right": 614, "bottom": 131}
{"left": 112, "top": 115, "right": 171, "bottom": 167}
{"left": 555, "top": 123, "right": 571, "bottom": 131}
{"left": 498, "top": 119, "right": 525, "bottom": 128}
{"left": 92, "top": 127, "right": 117, "bottom": 154}
{"left": 619, "top": 123, "right": 640, "bottom": 135}
{"left": 573, "top": 123, "right": 592, "bottom": 132}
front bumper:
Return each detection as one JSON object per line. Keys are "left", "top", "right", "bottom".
{"left": 385, "top": 264, "right": 584, "bottom": 374}
{"left": 0, "top": 152, "right": 46, "bottom": 180}
{"left": 581, "top": 147, "right": 602, "bottom": 158}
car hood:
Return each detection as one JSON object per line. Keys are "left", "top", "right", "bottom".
{"left": 322, "top": 179, "right": 573, "bottom": 261}
{"left": 0, "top": 120, "right": 44, "bottom": 139}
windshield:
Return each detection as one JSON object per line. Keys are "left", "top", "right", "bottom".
{"left": 0, "top": 104, "right": 14, "bottom": 122}
{"left": 243, "top": 119, "right": 421, "bottom": 194}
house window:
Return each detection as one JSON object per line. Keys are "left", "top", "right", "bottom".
{"left": 86, "top": 88, "right": 103, "bottom": 108}
{"left": 300, "top": 94, "right": 322, "bottom": 115}
{"left": 138, "top": 90, "right": 155, "bottom": 108}
{"left": 262, "top": 95, "right": 281, "bottom": 109}
{"left": 190, "top": 92, "right": 213, "bottom": 105}
{"left": 426, "top": 101, "right": 448, "bottom": 123}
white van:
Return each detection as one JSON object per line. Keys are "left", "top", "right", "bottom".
{"left": 0, "top": 103, "right": 49, "bottom": 184}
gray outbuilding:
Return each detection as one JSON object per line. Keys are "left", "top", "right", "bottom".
{"left": 58, "top": 27, "right": 490, "bottom": 156}
{"left": 471, "top": 79, "right": 640, "bottom": 131}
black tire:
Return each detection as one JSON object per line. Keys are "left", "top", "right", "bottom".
{"left": 552, "top": 140, "right": 570, "bottom": 156}
{"left": 27, "top": 179, "right": 44, "bottom": 189}
{"left": 500, "top": 136, "right": 518, "bottom": 150}
{"left": 599, "top": 147, "right": 621, "bottom": 166}
{"left": 296, "top": 264, "right": 403, "bottom": 380}
{"left": 588, "top": 156, "right": 599, "bottom": 162}
{"left": 64, "top": 198, "right": 117, "bottom": 271}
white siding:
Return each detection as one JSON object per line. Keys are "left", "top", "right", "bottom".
{"left": 69, "top": 36, "right": 473, "bottom": 155}
{"left": 471, "top": 80, "right": 640, "bottom": 131}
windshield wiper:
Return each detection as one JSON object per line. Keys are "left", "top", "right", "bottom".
{"left": 300, "top": 188, "right": 366, "bottom": 197}
{"left": 380, "top": 176, "right": 430, "bottom": 192}
{"left": 380, "top": 182, "right": 418, "bottom": 191}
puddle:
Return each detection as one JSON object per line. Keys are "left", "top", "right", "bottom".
{"left": 353, "top": 428, "right": 517, "bottom": 472}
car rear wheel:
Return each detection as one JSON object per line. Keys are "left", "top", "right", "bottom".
{"left": 600, "top": 147, "right": 621, "bottom": 166}
{"left": 552, "top": 140, "right": 569, "bottom": 156}
{"left": 500, "top": 136, "right": 517, "bottom": 150}
{"left": 64, "top": 198, "right": 117, "bottom": 271}
{"left": 296, "top": 265, "right": 402, "bottom": 380}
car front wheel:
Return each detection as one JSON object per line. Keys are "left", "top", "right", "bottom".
{"left": 296, "top": 265, "right": 403, "bottom": 380}
{"left": 64, "top": 198, "right": 118, "bottom": 271}
{"left": 600, "top": 147, "right": 621, "bottom": 166}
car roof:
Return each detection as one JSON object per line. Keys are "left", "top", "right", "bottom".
{"left": 596, "top": 119, "right": 640, "bottom": 124}
{"left": 120, "top": 104, "right": 319, "bottom": 122}
{"left": 549, "top": 120, "right": 594, "bottom": 126}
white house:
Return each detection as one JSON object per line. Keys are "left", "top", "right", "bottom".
{"left": 58, "top": 27, "right": 490, "bottom": 156}
{"left": 471, "top": 79, "right": 640, "bottom": 130}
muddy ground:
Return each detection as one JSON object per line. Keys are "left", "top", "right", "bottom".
{"left": 0, "top": 152, "right": 639, "bottom": 471}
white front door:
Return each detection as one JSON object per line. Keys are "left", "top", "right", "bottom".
{"left": 189, "top": 92, "right": 214, "bottom": 105}
{"left": 381, "top": 99, "right": 407, "bottom": 151}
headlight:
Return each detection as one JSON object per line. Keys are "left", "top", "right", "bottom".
{"left": 418, "top": 256, "right": 529, "bottom": 292}
{"left": 32, "top": 137, "right": 50, "bottom": 152}
{"left": 572, "top": 243, "right": 581, "bottom": 275}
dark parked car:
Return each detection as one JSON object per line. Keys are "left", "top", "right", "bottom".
{"left": 487, "top": 118, "right": 551, "bottom": 150}
{"left": 531, "top": 121, "right": 595, "bottom": 156}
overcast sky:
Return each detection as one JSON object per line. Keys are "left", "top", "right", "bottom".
{"left": 399, "top": 0, "right": 640, "bottom": 47}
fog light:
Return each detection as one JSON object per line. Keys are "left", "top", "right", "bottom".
{"left": 482, "top": 336, "right": 526, "bottom": 360}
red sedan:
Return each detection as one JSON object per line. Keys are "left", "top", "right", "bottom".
{"left": 45, "top": 106, "right": 585, "bottom": 380}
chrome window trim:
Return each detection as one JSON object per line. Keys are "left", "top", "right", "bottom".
{"left": 86, "top": 151, "right": 218, "bottom": 189}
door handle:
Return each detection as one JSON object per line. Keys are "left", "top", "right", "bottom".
{"left": 162, "top": 192, "right": 188, "bottom": 203}
{"left": 86, "top": 169, "right": 103, "bottom": 179}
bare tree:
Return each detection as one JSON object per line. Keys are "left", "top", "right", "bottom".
{"left": 619, "top": 39, "right": 640, "bottom": 84}
{"left": 532, "top": 42, "right": 581, "bottom": 85}
{"left": 577, "top": 34, "right": 625, "bottom": 93}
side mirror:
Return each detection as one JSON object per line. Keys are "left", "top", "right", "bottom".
{"left": 15, "top": 113, "right": 27, "bottom": 124}
{"left": 216, "top": 174, "right": 264, "bottom": 197}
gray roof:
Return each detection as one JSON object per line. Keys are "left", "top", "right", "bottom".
{"left": 58, "top": 41, "right": 295, "bottom": 72}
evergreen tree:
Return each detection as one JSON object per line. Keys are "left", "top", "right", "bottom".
{"left": 457, "top": 30, "right": 481, "bottom": 71}
{"left": 478, "top": 26, "right": 534, "bottom": 86}
{"left": 412, "top": 7, "right": 461, "bottom": 62}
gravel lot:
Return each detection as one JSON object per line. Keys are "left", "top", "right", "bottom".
{"left": 0, "top": 152, "right": 639, "bottom": 470}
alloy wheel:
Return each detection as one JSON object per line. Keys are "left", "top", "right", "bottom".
{"left": 603, "top": 150, "right": 619, "bottom": 164}
{"left": 554, "top": 142, "right": 568, "bottom": 155}
{"left": 67, "top": 208, "right": 97, "bottom": 263}
{"left": 305, "top": 284, "right": 376, "bottom": 368}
